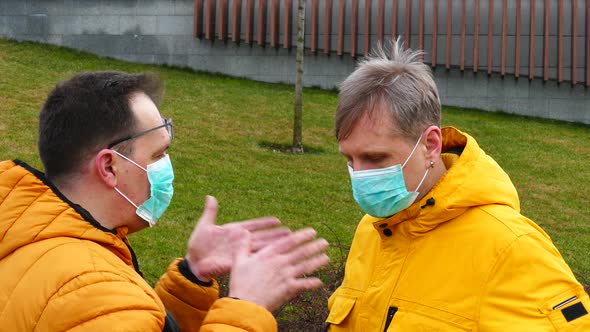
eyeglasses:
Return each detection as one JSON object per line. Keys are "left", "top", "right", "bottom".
{"left": 108, "top": 117, "right": 173, "bottom": 149}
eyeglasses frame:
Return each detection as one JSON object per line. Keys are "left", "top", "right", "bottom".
{"left": 107, "top": 117, "right": 173, "bottom": 149}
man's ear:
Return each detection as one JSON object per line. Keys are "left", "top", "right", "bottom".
{"left": 423, "top": 125, "right": 442, "bottom": 164}
{"left": 95, "top": 149, "right": 118, "bottom": 188}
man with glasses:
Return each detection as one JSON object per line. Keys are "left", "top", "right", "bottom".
{"left": 0, "top": 71, "right": 329, "bottom": 331}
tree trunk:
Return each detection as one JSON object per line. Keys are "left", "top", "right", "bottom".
{"left": 292, "top": 0, "right": 305, "bottom": 154}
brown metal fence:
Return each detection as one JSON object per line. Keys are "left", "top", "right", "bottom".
{"left": 194, "top": 0, "right": 590, "bottom": 86}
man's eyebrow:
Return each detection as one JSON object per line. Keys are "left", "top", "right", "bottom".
{"left": 338, "top": 150, "right": 391, "bottom": 157}
{"left": 359, "top": 151, "right": 390, "bottom": 159}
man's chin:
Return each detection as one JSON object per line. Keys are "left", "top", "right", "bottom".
{"left": 127, "top": 218, "right": 151, "bottom": 234}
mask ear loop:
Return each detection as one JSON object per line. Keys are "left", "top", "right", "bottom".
{"left": 111, "top": 150, "right": 145, "bottom": 209}
{"left": 114, "top": 187, "right": 140, "bottom": 209}
{"left": 111, "top": 150, "right": 147, "bottom": 172}
{"left": 400, "top": 132, "right": 429, "bottom": 192}
{"left": 414, "top": 167, "right": 430, "bottom": 192}
{"left": 402, "top": 133, "right": 424, "bottom": 169}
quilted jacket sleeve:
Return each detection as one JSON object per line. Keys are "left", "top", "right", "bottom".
{"left": 478, "top": 232, "right": 590, "bottom": 331}
{"left": 155, "top": 258, "right": 277, "bottom": 332}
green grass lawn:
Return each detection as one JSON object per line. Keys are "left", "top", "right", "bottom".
{"left": 1, "top": 36, "right": 589, "bottom": 303}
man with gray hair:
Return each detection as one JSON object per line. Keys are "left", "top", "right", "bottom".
{"left": 326, "top": 40, "right": 590, "bottom": 331}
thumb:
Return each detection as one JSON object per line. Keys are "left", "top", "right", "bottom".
{"left": 197, "top": 195, "right": 218, "bottom": 227}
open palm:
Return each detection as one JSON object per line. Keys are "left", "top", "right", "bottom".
{"left": 185, "top": 196, "right": 289, "bottom": 281}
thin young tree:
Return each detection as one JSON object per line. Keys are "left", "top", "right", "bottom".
{"left": 292, "top": 0, "right": 305, "bottom": 154}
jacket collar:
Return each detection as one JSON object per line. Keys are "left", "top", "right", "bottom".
{"left": 0, "top": 160, "right": 141, "bottom": 273}
{"left": 361, "top": 127, "right": 520, "bottom": 238}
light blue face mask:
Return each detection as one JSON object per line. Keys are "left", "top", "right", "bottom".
{"left": 113, "top": 152, "right": 174, "bottom": 227}
{"left": 348, "top": 134, "right": 429, "bottom": 218}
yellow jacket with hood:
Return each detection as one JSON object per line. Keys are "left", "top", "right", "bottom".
{"left": 0, "top": 160, "right": 276, "bottom": 332}
{"left": 326, "top": 127, "right": 590, "bottom": 331}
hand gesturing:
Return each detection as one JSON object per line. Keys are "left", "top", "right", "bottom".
{"left": 185, "top": 195, "right": 291, "bottom": 281}
{"left": 228, "top": 227, "right": 330, "bottom": 312}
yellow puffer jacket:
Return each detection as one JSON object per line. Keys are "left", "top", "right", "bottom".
{"left": 0, "top": 160, "right": 276, "bottom": 332}
{"left": 326, "top": 127, "right": 590, "bottom": 331}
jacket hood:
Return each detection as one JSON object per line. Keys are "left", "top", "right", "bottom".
{"left": 0, "top": 160, "right": 136, "bottom": 267}
{"left": 364, "top": 126, "right": 520, "bottom": 236}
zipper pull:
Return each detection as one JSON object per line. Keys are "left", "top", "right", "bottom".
{"left": 383, "top": 306, "right": 398, "bottom": 332}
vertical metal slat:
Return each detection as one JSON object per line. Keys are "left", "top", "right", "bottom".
{"left": 419, "top": 0, "right": 424, "bottom": 60}
{"left": 515, "top": 0, "right": 521, "bottom": 77}
{"left": 474, "top": 0, "right": 480, "bottom": 72}
{"left": 460, "top": 0, "right": 466, "bottom": 70}
{"left": 432, "top": 0, "right": 438, "bottom": 67}
{"left": 351, "top": 0, "right": 358, "bottom": 57}
{"left": 572, "top": 0, "right": 578, "bottom": 84}
{"left": 587, "top": 0, "right": 590, "bottom": 86}
{"left": 338, "top": 0, "right": 345, "bottom": 55}
{"left": 378, "top": 0, "right": 385, "bottom": 44}
{"left": 283, "top": 0, "right": 292, "bottom": 48}
{"left": 529, "top": 0, "right": 535, "bottom": 79}
{"left": 232, "top": 0, "right": 242, "bottom": 43}
{"left": 543, "top": 0, "right": 550, "bottom": 81}
{"left": 219, "top": 0, "right": 228, "bottom": 41}
{"left": 392, "top": 0, "right": 398, "bottom": 38}
{"left": 364, "top": 0, "right": 371, "bottom": 56}
{"left": 311, "top": 0, "right": 318, "bottom": 52}
{"left": 270, "top": 0, "right": 278, "bottom": 47}
{"left": 501, "top": 0, "right": 507, "bottom": 76}
{"left": 258, "top": 0, "right": 267, "bottom": 46}
{"left": 558, "top": 0, "right": 563, "bottom": 82}
{"left": 205, "top": 0, "right": 216, "bottom": 40}
{"left": 405, "top": 0, "right": 411, "bottom": 48}
{"left": 446, "top": 0, "right": 452, "bottom": 69}
{"left": 324, "top": 0, "right": 333, "bottom": 54}
{"left": 487, "top": 0, "right": 494, "bottom": 75}
{"left": 194, "top": 0, "right": 204, "bottom": 38}
{"left": 246, "top": 0, "right": 254, "bottom": 43}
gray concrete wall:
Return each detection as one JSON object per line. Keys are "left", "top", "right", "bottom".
{"left": 0, "top": 0, "right": 588, "bottom": 125}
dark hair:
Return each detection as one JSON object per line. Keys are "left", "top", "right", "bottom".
{"left": 38, "top": 71, "right": 163, "bottom": 180}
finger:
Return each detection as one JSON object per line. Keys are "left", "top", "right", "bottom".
{"left": 250, "top": 227, "right": 292, "bottom": 251}
{"left": 258, "top": 227, "right": 318, "bottom": 256}
{"left": 289, "top": 277, "right": 324, "bottom": 293}
{"left": 231, "top": 229, "right": 251, "bottom": 262}
{"left": 265, "top": 277, "right": 324, "bottom": 312}
{"left": 285, "top": 238, "right": 329, "bottom": 265}
{"left": 196, "top": 195, "right": 218, "bottom": 227}
{"left": 292, "top": 253, "right": 330, "bottom": 277}
{"left": 234, "top": 217, "right": 282, "bottom": 232}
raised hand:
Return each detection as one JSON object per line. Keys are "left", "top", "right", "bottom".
{"left": 228, "top": 227, "right": 330, "bottom": 312}
{"left": 185, "top": 195, "right": 291, "bottom": 281}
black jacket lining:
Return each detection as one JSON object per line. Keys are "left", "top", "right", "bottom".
{"left": 178, "top": 259, "right": 214, "bottom": 287}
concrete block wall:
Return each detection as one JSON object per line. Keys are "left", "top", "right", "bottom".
{"left": 0, "top": 0, "right": 588, "bottom": 125}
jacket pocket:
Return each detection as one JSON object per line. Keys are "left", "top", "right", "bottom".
{"left": 540, "top": 287, "right": 590, "bottom": 330}
{"left": 385, "top": 309, "right": 473, "bottom": 332}
{"left": 385, "top": 300, "right": 474, "bottom": 331}
{"left": 325, "top": 294, "right": 356, "bottom": 327}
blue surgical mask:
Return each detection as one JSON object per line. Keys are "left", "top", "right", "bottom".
{"left": 348, "top": 134, "right": 429, "bottom": 218}
{"left": 113, "top": 152, "right": 174, "bottom": 227}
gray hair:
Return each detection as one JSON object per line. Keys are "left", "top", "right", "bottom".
{"left": 335, "top": 39, "right": 441, "bottom": 142}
